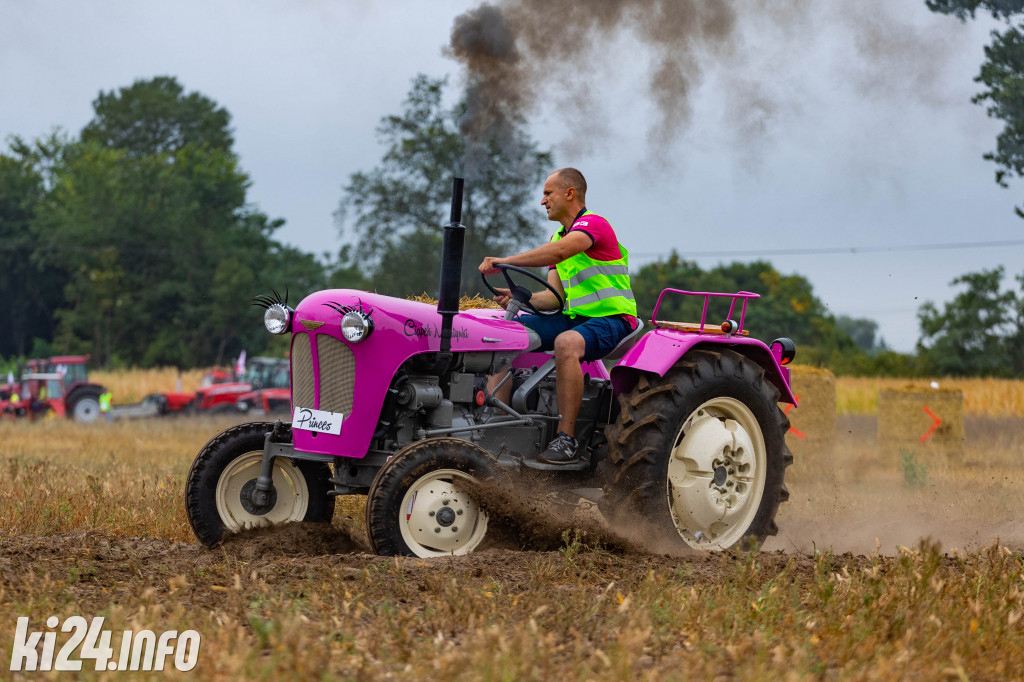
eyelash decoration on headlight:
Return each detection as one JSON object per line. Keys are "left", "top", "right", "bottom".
{"left": 323, "top": 299, "right": 373, "bottom": 317}
{"left": 251, "top": 287, "right": 290, "bottom": 310}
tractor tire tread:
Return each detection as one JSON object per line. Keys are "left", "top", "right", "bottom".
{"left": 184, "top": 421, "right": 334, "bottom": 547}
{"left": 365, "top": 438, "right": 501, "bottom": 557}
{"left": 603, "top": 348, "right": 792, "bottom": 549}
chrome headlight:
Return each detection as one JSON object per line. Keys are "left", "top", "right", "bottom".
{"left": 341, "top": 311, "right": 373, "bottom": 342}
{"left": 264, "top": 303, "right": 293, "bottom": 335}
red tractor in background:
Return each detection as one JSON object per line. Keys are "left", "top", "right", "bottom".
{"left": 235, "top": 381, "right": 291, "bottom": 416}
{"left": 191, "top": 357, "right": 289, "bottom": 414}
{"left": 6, "top": 373, "right": 69, "bottom": 419}
{"left": 146, "top": 367, "right": 236, "bottom": 415}
{"left": 116, "top": 364, "right": 289, "bottom": 418}
{"left": 20, "top": 356, "right": 107, "bottom": 423}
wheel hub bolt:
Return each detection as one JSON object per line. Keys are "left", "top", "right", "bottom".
{"left": 435, "top": 527, "right": 441, "bottom": 533}
{"left": 452, "top": 526, "right": 459, "bottom": 532}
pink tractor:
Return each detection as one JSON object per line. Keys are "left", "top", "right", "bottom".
{"left": 185, "top": 179, "right": 797, "bottom": 557}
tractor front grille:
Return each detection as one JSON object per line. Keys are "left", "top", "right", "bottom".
{"left": 290, "top": 332, "right": 356, "bottom": 415}
{"left": 317, "top": 335, "right": 355, "bottom": 415}
{"left": 291, "top": 332, "right": 315, "bottom": 409}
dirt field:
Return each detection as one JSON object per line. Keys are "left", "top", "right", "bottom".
{"left": 1, "top": 414, "right": 1022, "bottom": 679}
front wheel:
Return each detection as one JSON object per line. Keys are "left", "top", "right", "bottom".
{"left": 365, "top": 438, "right": 500, "bottom": 557}
{"left": 604, "top": 349, "right": 792, "bottom": 551}
{"left": 184, "top": 422, "right": 335, "bottom": 546}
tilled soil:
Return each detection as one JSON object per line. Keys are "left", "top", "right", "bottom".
{"left": 2, "top": 415, "right": 1021, "bottom": 604}
{"left": 0, "top": 525, "right": 865, "bottom": 612}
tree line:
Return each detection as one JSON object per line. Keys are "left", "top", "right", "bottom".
{"left": 2, "top": 74, "right": 1022, "bottom": 377}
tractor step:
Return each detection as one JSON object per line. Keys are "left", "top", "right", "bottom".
{"left": 521, "top": 455, "right": 590, "bottom": 472}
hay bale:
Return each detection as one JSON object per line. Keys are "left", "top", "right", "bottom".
{"left": 877, "top": 386, "right": 965, "bottom": 461}
{"left": 406, "top": 292, "right": 501, "bottom": 310}
{"left": 783, "top": 366, "right": 837, "bottom": 477}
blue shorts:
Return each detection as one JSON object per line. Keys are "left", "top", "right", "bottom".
{"left": 519, "top": 313, "right": 633, "bottom": 362}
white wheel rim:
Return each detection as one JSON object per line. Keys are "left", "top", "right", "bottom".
{"left": 666, "top": 397, "right": 766, "bottom": 550}
{"left": 398, "top": 468, "right": 488, "bottom": 557}
{"left": 215, "top": 452, "right": 310, "bottom": 532}
{"left": 74, "top": 398, "right": 100, "bottom": 422}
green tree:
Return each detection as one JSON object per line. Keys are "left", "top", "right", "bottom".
{"left": 81, "top": 76, "right": 234, "bottom": 157}
{"left": 928, "top": 1, "right": 1024, "bottom": 214}
{"left": 630, "top": 253, "right": 858, "bottom": 361}
{"left": 926, "top": 1, "right": 1024, "bottom": 20}
{"left": 836, "top": 315, "right": 883, "bottom": 354}
{"left": 917, "top": 267, "right": 1021, "bottom": 376}
{"left": 336, "top": 74, "right": 553, "bottom": 297}
{"left": 22, "top": 77, "right": 329, "bottom": 368}
{"left": 0, "top": 134, "right": 67, "bottom": 357}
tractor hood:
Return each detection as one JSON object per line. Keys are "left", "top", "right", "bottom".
{"left": 287, "top": 289, "right": 529, "bottom": 458}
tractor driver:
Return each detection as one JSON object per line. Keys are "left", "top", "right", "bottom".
{"left": 478, "top": 167, "right": 638, "bottom": 465}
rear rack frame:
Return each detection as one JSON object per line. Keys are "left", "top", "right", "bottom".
{"left": 650, "top": 289, "right": 760, "bottom": 336}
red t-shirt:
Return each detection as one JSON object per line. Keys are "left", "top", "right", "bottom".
{"left": 551, "top": 211, "right": 638, "bottom": 329}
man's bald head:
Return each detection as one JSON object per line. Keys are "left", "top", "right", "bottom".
{"left": 549, "top": 168, "right": 587, "bottom": 202}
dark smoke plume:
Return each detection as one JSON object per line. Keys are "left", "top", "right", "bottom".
{"left": 447, "top": 4, "right": 528, "bottom": 180}
{"left": 447, "top": 1, "right": 970, "bottom": 163}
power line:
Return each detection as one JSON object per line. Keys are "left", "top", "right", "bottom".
{"left": 3, "top": 237, "right": 1022, "bottom": 260}
{"left": 631, "top": 238, "right": 1024, "bottom": 260}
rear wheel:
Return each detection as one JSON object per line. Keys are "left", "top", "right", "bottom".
{"left": 184, "top": 422, "right": 334, "bottom": 546}
{"left": 70, "top": 393, "right": 101, "bottom": 423}
{"left": 604, "top": 349, "right": 791, "bottom": 551}
{"left": 365, "top": 438, "right": 499, "bottom": 557}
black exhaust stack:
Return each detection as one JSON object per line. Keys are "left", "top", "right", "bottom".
{"left": 435, "top": 177, "right": 466, "bottom": 372}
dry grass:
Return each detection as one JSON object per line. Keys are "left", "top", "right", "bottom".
{"left": 0, "top": 417, "right": 221, "bottom": 542}
{"left": 1, "top": 385, "right": 1023, "bottom": 679}
{"left": 3, "top": 532, "right": 1021, "bottom": 680}
{"left": 776, "top": 415, "right": 1024, "bottom": 553}
{"left": 834, "top": 375, "right": 1024, "bottom": 417}
{"left": 90, "top": 367, "right": 210, "bottom": 404}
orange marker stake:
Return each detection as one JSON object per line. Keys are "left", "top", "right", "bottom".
{"left": 920, "top": 405, "right": 942, "bottom": 442}
{"left": 783, "top": 396, "right": 805, "bottom": 439}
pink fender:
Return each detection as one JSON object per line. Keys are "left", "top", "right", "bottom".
{"left": 609, "top": 329, "right": 796, "bottom": 404}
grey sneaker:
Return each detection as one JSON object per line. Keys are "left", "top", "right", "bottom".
{"left": 537, "top": 432, "right": 579, "bottom": 464}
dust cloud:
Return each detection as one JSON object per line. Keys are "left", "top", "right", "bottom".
{"left": 213, "top": 415, "right": 1023, "bottom": 559}
{"left": 446, "top": 1, "right": 972, "bottom": 160}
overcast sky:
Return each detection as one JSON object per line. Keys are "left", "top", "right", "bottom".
{"left": 3, "top": 0, "right": 1023, "bottom": 352}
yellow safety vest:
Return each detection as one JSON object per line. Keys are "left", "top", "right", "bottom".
{"left": 551, "top": 211, "right": 637, "bottom": 318}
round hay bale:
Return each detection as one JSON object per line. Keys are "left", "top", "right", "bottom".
{"left": 783, "top": 365, "right": 837, "bottom": 478}
{"left": 877, "top": 386, "right": 965, "bottom": 461}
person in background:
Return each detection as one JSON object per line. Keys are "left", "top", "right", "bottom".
{"left": 4, "top": 389, "right": 20, "bottom": 417}
{"left": 31, "top": 383, "right": 48, "bottom": 418}
{"left": 100, "top": 390, "right": 113, "bottom": 423}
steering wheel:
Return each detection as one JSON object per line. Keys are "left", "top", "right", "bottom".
{"left": 481, "top": 264, "right": 564, "bottom": 318}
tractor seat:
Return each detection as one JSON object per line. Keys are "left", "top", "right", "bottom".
{"left": 603, "top": 319, "right": 645, "bottom": 362}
